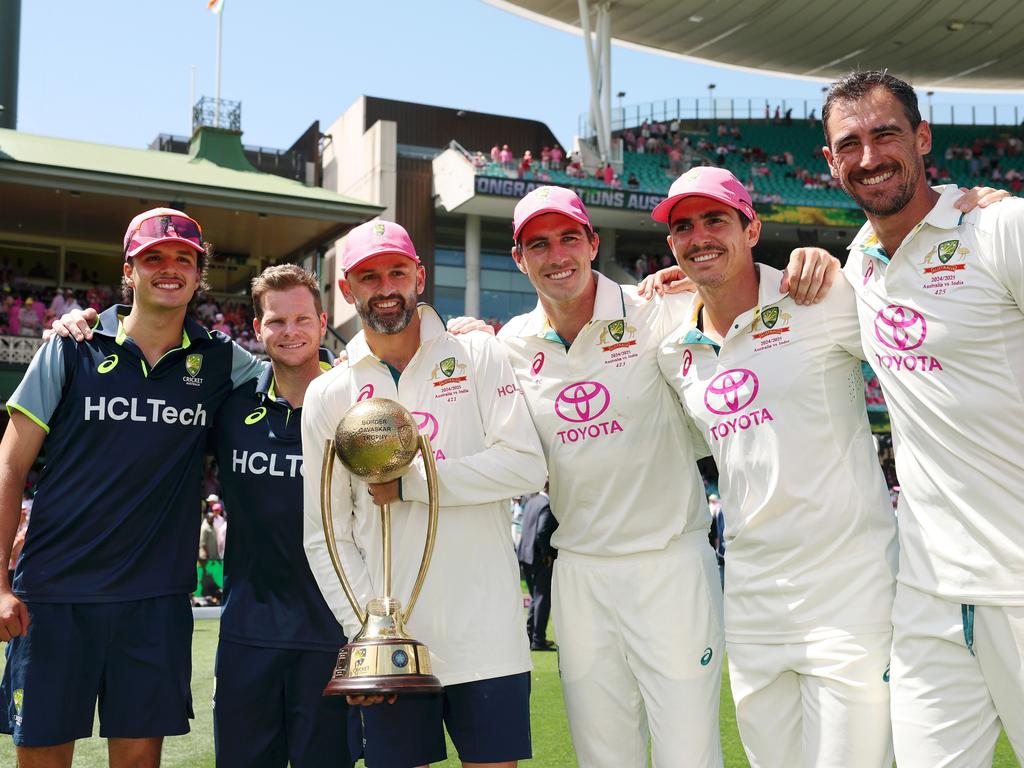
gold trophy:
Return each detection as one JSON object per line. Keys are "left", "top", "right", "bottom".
{"left": 320, "top": 397, "right": 443, "bottom": 696}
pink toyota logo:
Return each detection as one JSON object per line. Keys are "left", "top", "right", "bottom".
{"left": 704, "top": 369, "right": 759, "bottom": 415}
{"left": 555, "top": 381, "right": 610, "bottom": 423}
{"left": 411, "top": 410, "right": 440, "bottom": 441}
{"left": 875, "top": 305, "right": 927, "bottom": 351}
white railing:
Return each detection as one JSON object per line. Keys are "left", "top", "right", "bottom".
{"left": 581, "top": 97, "right": 1024, "bottom": 135}
{"left": 0, "top": 336, "right": 45, "bottom": 365}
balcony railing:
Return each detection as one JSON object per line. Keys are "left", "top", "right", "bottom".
{"left": 0, "top": 335, "right": 45, "bottom": 365}
{"left": 582, "top": 97, "right": 1024, "bottom": 136}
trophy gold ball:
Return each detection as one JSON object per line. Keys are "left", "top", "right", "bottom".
{"left": 333, "top": 398, "right": 420, "bottom": 483}
{"left": 320, "top": 396, "right": 442, "bottom": 697}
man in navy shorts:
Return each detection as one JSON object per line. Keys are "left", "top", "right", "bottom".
{"left": 302, "top": 220, "right": 546, "bottom": 767}
{"left": 210, "top": 264, "right": 358, "bottom": 768}
{"left": 0, "top": 208, "right": 261, "bottom": 767}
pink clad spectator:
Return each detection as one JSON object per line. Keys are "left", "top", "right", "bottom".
{"left": 490, "top": 144, "right": 501, "bottom": 164}
{"left": 519, "top": 150, "right": 533, "bottom": 178}
{"left": 540, "top": 146, "right": 551, "bottom": 170}
{"left": 212, "top": 313, "right": 232, "bottom": 336}
{"left": 602, "top": 163, "right": 614, "bottom": 185}
{"left": 550, "top": 144, "right": 564, "bottom": 169}
{"left": 18, "top": 299, "right": 41, "bottom": 336}
{"left": 499, "top": 144, "right": 513, "bottom": 169}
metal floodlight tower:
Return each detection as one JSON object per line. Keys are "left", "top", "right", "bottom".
{"left": 578, "top": 0, "right": 612, "bottom": 161}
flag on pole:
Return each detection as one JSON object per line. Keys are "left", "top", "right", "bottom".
{"left": 207, "top": 0, "right": 224, "bottom": 13}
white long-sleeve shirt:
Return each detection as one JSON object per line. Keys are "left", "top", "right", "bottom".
{"left": 659, "top": 265, "right": 898, "bottom": 642}
{"left": 302, "top": 304, "right": 546, "bottom": 685}
{"left": 498, "top": 271, "right": 710, "bottom": 557}
{"left": 844, "top": 187, "right": 1024, "bottom": 604}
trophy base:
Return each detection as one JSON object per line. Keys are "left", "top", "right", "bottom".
{"left": 323, "top": 673, "right": 443, "bottom": 696}
{"left": 323, "top": 638, "right": 443, "bottom": 697}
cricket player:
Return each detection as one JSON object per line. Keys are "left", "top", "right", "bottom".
{"left": 302, "top": 220, "right": 546, "bottom": 768}
{"left": 654, "top": 166, "right": 898, "bottom": 767}
{"left": 496, "top": 183, "right": 817, "bottom": 767}
{"left": 0, "top": 209, "right": 262, "bottom": 767}
{"left": 209, "top": 264, "right": 356, "bottom": 768}
{"left": 822, "top": 70, "right": 1024, "bottom": 765}
{"left": 492, "top": 184, "right": 847, "bottom": 767}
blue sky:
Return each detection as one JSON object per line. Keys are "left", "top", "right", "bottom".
{"left": 16, "top": 0, "right": 1023, "bottom": 151}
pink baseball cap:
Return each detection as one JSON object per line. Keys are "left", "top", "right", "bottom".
{"left": 651, "top": 167, "right": 757, "bottom": 224}
{"left": 341, "top": 220, "right": 421, "bottom": 273}
{"left": 512, "top": 186, "right": 593, "bottom": 241}
{"left": 123, "top": 208, "right": 205, "bottom": 260}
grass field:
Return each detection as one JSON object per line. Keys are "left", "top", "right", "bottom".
{"left": 0, "top": 618, "right": 1016, "bottom": 766}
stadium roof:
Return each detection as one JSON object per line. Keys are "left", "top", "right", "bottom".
{"left": 0, "top": 128, "right": 381, "bottom": 261}
{"left": 486, "top": 0, "right": 1024, "bottom": 91}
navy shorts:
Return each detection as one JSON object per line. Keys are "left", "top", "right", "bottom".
{"left": 214, "top": 639, "right": 360, "bottom": 768}
{"left": 0, "top": 595, "right": 193, "bottom": 747}
{"left": 361, "top": 671, "right": 532, "bottom": 767}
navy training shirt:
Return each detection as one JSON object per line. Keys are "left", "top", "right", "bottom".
{"left": 7, "top": 305, "right": 263, "bottom": 602}
{"left": 212, "top": 357, "right": 347, "bottom": 652}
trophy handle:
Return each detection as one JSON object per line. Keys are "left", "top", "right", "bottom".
{"left": 403, "top": 434, "right": 439, "bottom": 623}
{"left": 321, "top": 439, "right": 367, "bottom": 625}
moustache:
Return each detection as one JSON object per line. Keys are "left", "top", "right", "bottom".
{"left": 685, "top": 243, "right": 725, "bottom": 259}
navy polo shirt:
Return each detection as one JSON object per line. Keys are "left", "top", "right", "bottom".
{"left": 7, "top": 305, "right": 263, "bottom": 603}
{"left": 212, "top": 357, "right": 346, "bottom": 652}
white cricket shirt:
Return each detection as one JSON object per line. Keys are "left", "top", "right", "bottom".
{"left": 657, "top": 265, "right": 898, "bottom": 642}
{"left": 302, "top": 305, "right": 546, "bottom": 685}
{"left": 498, "top": 271, "right": 710, "bottom": 557}
{"left": 844, "top": 187, "right": 1024, "bottom": 605}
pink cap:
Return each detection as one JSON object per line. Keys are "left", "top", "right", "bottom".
{"left": 512, "top": 186, "right": 593, "bottom": 241}
{"left": 123, "top": 208, "right": 205, "bottom": 260}
{"left": 341, "top": 220, "right": 421, "bottom": 273}
{"left": 651, "top": 167, "right": 757, "bottom": 224}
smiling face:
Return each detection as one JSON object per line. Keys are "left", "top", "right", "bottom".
{"left": 511, "top": 213, "right": 599, "bottom": 309}
{"left": 124, "top": 243, "right": 201, "bottom": 310}
{"left": 340, "top": 253, "right": 425, "bottom": 335}
{"left": 665, "top": 196, "right": 759, "bottom": 289}
{"left": 823, "top": 86, "right": 932, "bottom": 218}
{"left": 253, "top": 285, "right": 327, "bottom": 369}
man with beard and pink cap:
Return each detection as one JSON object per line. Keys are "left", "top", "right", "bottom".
{"left": 301, "top": 219, "right": 546, "bottom": 768}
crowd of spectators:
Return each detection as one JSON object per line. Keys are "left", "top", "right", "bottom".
{"left": 481, "top": 142, "right": 570, "bottom": 183}
{"left": 193, "top": 295, "right": 263, "bottom": 353}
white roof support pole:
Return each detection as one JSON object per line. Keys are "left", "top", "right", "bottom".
{"left": 598, "top": 2, "right": 612, "bottom": 160}
{"left": 577, "top": 0, "right": 611, "bottom": 161}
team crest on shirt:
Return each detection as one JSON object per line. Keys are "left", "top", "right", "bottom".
{"left": 431, "top": 356, "right": 470, "bottom": 400}
{"left": 597, "top": 319, "right": 639, "bottom": 366}
{"left": 183, "top": 353, "right": 204, "bottom": 387}
{"left": 12, "top": 688, "right": 22, "bottom": 725}
{"left": 920, "top": 239, "right": 969, "bottom": 295}
{"left": 751, "top": 306, "right": 792, "bottom": 351}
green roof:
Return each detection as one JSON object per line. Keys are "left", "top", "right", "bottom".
{"left": 0, "top": 127, "right": 378, "bottom": 218}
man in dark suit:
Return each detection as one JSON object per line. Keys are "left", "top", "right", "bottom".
{"left": 517, "top": 488, "right": 558, "bottom": 651}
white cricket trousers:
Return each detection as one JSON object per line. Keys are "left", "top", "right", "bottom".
{"left": 727, "top": 631, "right": 893, "bottom": 767}
{"left": 552, "top": 530, "right": 725, "bottom": 768}
{"left": 891, "top": 583, "right": 1024, "bottom": 767}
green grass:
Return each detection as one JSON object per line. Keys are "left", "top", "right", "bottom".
{"left": 0, "top": 619, "right": 1017, "bottom": 766}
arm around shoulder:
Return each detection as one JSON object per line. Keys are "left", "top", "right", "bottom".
{"left": 401, "top": 334, "right": 546, "bottom": 506}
